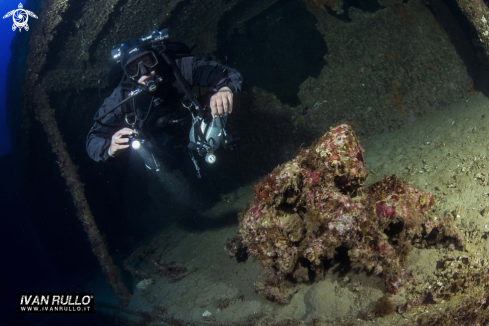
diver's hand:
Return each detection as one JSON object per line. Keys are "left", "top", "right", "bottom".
{"left": 210, "top": 87, "right": 233, "bottom": 118}
{"left": 108, "top": 128, "right": 133, "bottom": 157}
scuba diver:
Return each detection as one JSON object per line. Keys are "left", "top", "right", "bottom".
{"left": 86, "top": 29, "right": 242, "bottom": 176}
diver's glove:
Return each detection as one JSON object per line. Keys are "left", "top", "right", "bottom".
{"left": 222, "top": 131, "right": 240, "bottom": 150}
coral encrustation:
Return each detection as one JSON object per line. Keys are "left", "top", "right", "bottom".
{"left": 230, "top": 123, "right": 461, "bottom": 304}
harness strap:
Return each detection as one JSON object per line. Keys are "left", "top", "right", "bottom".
{"left": 159, "top": 50, "right": 203, "bottom": 115}
{"left": 120, "top": 81, "right": 136, "bottom": 114}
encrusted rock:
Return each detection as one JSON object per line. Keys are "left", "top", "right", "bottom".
{"left": 136, "top": 278, "right": 154, "bottom": 291}
{"left": 235, "top": 123, "right": 462, "bottom": 304}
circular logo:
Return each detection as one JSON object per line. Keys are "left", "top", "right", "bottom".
{"left": 13, "top": 9, "right": 28, "bottom": 28}
{"left": 3, "top": 3, "right": 38, "bottom": 32}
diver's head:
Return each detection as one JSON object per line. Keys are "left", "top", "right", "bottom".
{"left": 121, "top": 39, "right": 159, "bottom": 85}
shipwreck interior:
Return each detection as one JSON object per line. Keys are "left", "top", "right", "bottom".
{"left": 5, "top": 0, "right": 489, "bottom": 325}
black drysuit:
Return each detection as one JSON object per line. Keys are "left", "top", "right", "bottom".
{"left": 86, "top": 56, "right": 242, "bottom": 163}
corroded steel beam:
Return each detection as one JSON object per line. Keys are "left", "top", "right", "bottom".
{"left": 23, "top": 0, "right": 131, "bottom": 306}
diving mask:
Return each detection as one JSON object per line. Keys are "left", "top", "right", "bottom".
{"left": 124, "top": 52, "right": 158, "bottom": 79}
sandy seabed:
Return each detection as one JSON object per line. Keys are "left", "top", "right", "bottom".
{"left": 103, "top": 91, "right": 489, "bottom": 325}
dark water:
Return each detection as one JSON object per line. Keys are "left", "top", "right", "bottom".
{"left": 216, "top": 0, "right": 327, "bottom": 106}
{"left": 2, "top": 1, "right": 116, "bottom": 325}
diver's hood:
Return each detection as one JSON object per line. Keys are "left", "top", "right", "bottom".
{"left": 121, "top": 38, "right": 173, "bottom": 88}
{"left": 121, "top": 38, "right": 151, "bottom": 69}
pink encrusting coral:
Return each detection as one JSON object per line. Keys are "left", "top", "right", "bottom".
{"left": 229, "top": 123, "right": 462, "bottom": 304}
